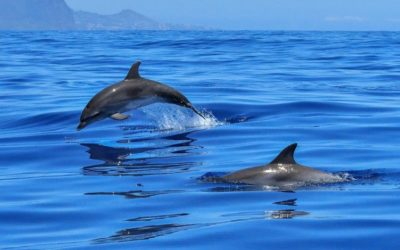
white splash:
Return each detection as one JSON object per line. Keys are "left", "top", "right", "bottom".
{"left": 141, "top": 104, "right": 223, "bottom": 131}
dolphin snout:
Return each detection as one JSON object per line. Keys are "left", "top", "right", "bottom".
{"left": 77, "top": 122, "right": 87, "bottom": 131}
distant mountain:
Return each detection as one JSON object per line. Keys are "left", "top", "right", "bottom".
{"left": 0, "top": 0, "right": 75, "bottom": 30}
{"left": 0, "top": 0, "right": 203, "bottom": 30}
{"left": 74, "top": 10, "right": 168, "bottom": 30}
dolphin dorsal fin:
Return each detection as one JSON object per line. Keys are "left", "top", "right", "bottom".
{"left": 270, "top": 143, "right": 298, "bottom": 164}
{"left": 125, "top": 61, "right": 141, "bottom": 80}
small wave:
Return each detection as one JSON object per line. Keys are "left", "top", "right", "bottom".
{"left": 31, "top": 38, "right": 59, "bottom": 43}
{"left": 335, "top": 172, "right": 356, "bottom": 181}
{"left": 1, "top": 111, "right": 76, "bottom": 130}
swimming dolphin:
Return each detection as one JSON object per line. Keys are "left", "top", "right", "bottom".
{"left": 77, "top": 61, "right": 204, "bottom": 130}
{"left": 222, "top": 143, "right": 347, "bottom": 188}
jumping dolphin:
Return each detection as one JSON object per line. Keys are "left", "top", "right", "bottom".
{"left": 77, "top": 61, "right": 204, "bottom": 130}
{"left": 222, "top": 143, "right": 347, "bottom": 188}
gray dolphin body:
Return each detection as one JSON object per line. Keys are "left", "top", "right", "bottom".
{"left": 77, "top": 61, "right": 204, "bottom": 130}
{"left": 222, "top": 143, "right": 346, "bottom": 188}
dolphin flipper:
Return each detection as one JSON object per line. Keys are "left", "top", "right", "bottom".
{"left": 111, "top": 113, "right": 129, "bottom": 120}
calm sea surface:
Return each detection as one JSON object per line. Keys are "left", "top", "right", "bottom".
{"left": 1, "top": 31, "right": 400, "bottom": 249}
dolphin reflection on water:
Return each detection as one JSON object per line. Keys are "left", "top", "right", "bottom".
{"left": 81, "top": 130, "right": 200, "bottom": 177}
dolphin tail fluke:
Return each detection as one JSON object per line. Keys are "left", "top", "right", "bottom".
{"left": 191, "top": 107, "right": 206, "bottom": 119}
{"left": 270, "top": 143, "right": 298, "bottom": 164}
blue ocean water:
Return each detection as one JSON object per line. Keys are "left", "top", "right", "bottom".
{"left": 1, "top": 31, "right": 400, "bottom": 249}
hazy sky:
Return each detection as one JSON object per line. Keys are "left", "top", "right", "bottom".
{"left": 66, "top": 0, "right": 400, "bottom": 30}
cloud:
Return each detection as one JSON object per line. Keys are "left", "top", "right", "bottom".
{"left": 324, "top": 16, "right": 365, "bottom": 22}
